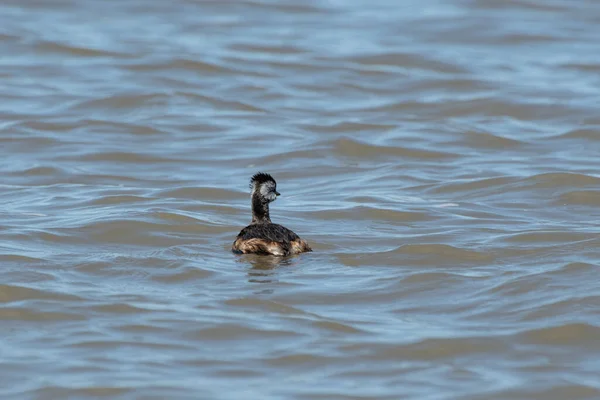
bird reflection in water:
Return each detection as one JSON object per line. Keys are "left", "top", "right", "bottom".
{"left": 237, "top": 254, "right": 297, "bottom": 285}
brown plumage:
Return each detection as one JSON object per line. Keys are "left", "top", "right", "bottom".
{"left": 232, "top": 172, "right": 312, "bottom": 257}
{"left": 232, "top": 237, "right": 311, "bottom": 257}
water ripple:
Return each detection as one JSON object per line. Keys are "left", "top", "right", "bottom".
{"left": 2, "top": 0, "right": 600, "bottom": 398}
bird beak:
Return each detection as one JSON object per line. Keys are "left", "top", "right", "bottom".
{"left": 275, "top": 191, "right": 281, "bottom": 196}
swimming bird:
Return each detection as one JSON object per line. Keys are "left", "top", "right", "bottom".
{"left": 232, "top": 172, "right": 312, "bottom": 256}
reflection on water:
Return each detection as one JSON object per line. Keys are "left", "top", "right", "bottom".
{"left": 244, "top": 254, "right": 302, "bottom": 285}
{"left": 2, "top": 0, "right": 600, "bottom": 398}
{"left": 245, "top": 255, "right": 282, "bottom": 283}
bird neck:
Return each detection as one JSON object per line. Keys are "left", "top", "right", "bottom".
{"left": 251, "top": 193, "right": 271, "bottom": 224}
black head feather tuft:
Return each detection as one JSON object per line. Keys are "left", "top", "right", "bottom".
{"left": 250, "top": 172, "right": 276, "bottom": 188}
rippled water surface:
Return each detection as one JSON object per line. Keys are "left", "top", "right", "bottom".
{"left": 2, "top": 0, "right": 600, "bottom": 398}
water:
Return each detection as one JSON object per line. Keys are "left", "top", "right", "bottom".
{"left": 2, "top": 0, "right": 600, "bottom": 398}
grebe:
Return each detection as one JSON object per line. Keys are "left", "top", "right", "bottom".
{"left": 232, "top": 172, "right": 312, "bottom": 256}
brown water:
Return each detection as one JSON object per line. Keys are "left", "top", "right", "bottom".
{"left": 2, "top": 0, "right": 600, "bottom": 398}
